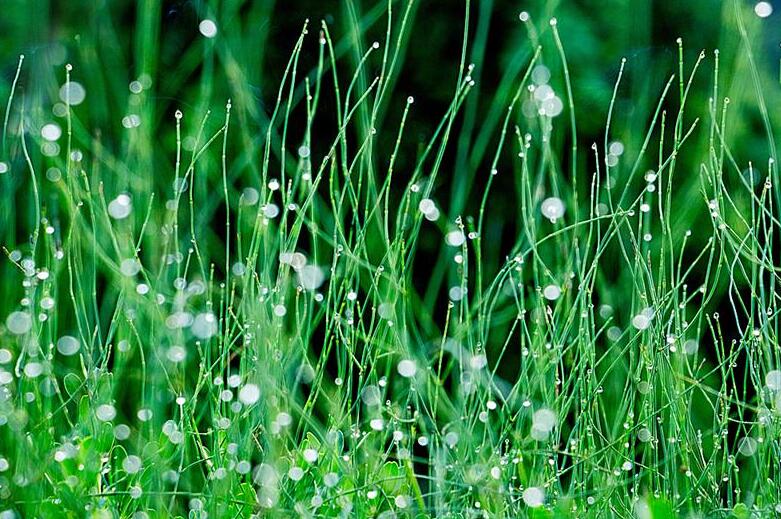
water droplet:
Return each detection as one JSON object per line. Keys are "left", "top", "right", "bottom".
{"left": 59, "top": 81, "right": 86, "bottom": 106}
{"left": 303, "top": 448, "right": 319, "bottom": 463}
{"left": 123, "top": 455, "right": 143, "bottom": 474}
{"left": 192, "top": 312, "right": 217, "bottom": 339}
{"left": 541, "top": 197, "right": 565, "bottom": 221}
{"left": 6, "top": 311, "right": 32, "bottom": 335}
{"left": 522, "top": 486, "right": 545, "bottom": 508}
{"left": 96, "top": 404, "right": 117, "bottom": 422}
{"left": 543, "top": 285, "right": 561, "bottom": 301}
{"left": 397, "top": 359, "right": 417, "bottom": 378}
{"left": 108, "top": 194, "right": 133, "bottom": 220}
{"left": 199, "top": 19, "right": 218, "bottom": 38}
{"left": 41, "top": 123, "right": 62, "bottom": 142}
{"left": 56, "top": 335, "right": 80, "bottom": 356}
{"left": 238, "top": 383, "right": 260, "bottom": 405}
{"left": 445, "top": 230, "right": 466, "bottom": 247}
{"left": 755, "top": 1, "right": 773, "bottom": 18}
{"left": 767, "top": 370, "right": 781, "bottom": 391}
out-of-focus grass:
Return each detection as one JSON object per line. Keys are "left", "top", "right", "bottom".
{"left": 1, "top": 0, "right": 781, "bottom": 517}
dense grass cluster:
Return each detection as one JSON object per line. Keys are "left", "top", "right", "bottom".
{"left": 1, "top": 1, "right": 781, "bottom": 517}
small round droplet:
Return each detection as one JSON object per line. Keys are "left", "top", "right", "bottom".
{"left": 766, "top": 370, "right": 781, "bottom": 391}
{"left": 397, "top": 359, "right": 417, "bottom": 378}
{"left": 543, "top": 285, "right": 561, "bottom": 301}
{"left": 755, "top": 1, "right": 773, "bottom": 18}
{"left": 199, "top": 19, "right": 218, "bottom": 38}
{"left": 6, "top": 311, "right": 32, "bottom": 335}
{"left": 541, "top": 197, "right": 565, "bottom": 221}
{"left": 108, "top": 194, "right": 133, "bottom": 220}
{"left": 56, "top": 335, "right": 80, "bottom": 356}
{"left": 41, "top": 123, "right": 62, "bottom": 142}
{"left": 238, "top": 383, "right": 260, "bottom": 405}
{"left": 445, "top": 230, "right": 466, "bottom": 247}
{"left": 522, "top": 486, "right": 545, "bottom": 508}
{"left": 96, "top": 404, "right": 117, "bottom": 422}
{"left": 59, "top": 81, "right": 86, "bottom": 106}
{"left": 123, "top": 455, "right": 143, "bottom": 474}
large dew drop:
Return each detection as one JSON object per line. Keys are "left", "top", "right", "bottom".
{"left": 56, "top": 335, "right": 80, "bottom": 356}
{"left": 59, "top": 81, "right": 86, "bottom": 106}
{"left": 6, "top": 311, "right": 32, "bottom": 335}
{"left": 541, "top": 197, "right": 565, "bottom": 221}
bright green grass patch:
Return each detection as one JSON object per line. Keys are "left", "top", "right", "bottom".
{"left": 1, "top": 1, "right": 781, "bottom": 518}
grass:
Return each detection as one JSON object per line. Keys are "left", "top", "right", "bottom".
{"left": 1, "top": 0, "right": 781, "bottom": 517}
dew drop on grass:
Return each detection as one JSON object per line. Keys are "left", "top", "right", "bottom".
{"left": 470, "top": 353, "right": 487, "bottom": 370}
{"left": 96, "top": 404, "right": 117, "bottom": 422}
{"left": 738, "top": 437, "right": 758, "bottom": 457}
{"left": 445, "top": 230, "right": 466, "bottom": 247}
{"left": 41, "top": 123, "right": 62, "bottom": 142}
{"left": 122, "top": 114, "right": 141, "bottom": 128}
{"left": 449, "top": 286, "right": 465, "bottom": 301}
{"left": 541, "top": 96, "right": 563, "bottom": 117}
{"left": 766, "top": 370, "right": 781, "bottom": 391}
{"left": 631, "top": 314, "right": 651, "bottom": 330}
{"left": 0, "top": 162, "right": 7, "bottom": 174}
{"left": 531, "top": 408, "right": 557, "bottom": 440}
{"left": 192, "top": 312, "right": 218, "bottom": 339}
{"left": 543, "top": 285, "right": 561, "bottom": 301}
{"left": 288, "top": 466, "right": 304, "bottom": 481}
{"left": 273, "top": 304, "right": 287, "bottom": 317}
{"left": 123, "top": 455, "right": 143, "bottom": 474}
{"left": 541, "top": 197, "right": 565, "bottom": 221}
{"left": 167, "top": 346, "right": 186, "bottom": 363}
{"left": 444, "top": 431, "right": 459, "bottom": 448}
{"left": 238, "top": 383, "right": 260, "bottom": 405}
{"left": 522, "top": 486, "right": 545, "bottom": 508}
{"left": 397, "top": 359, "right": 417, "bottom": 378}
{"left": 24, "top": 363, "right": 42, "bottom": 378}
{"left": 418, "top": 198, "right": 436, "bottom": 215}
{"left": 6, "top": 311, "right": 32, "bottom": 335}
{"left": 59, "top": 81, "right": 86, "bottom": 105}
{"left": 263, "top": 203, "right": 280, "bottom": 219}
{"left": 608, "top": 141, "right": 625, "bottom": 156}
{"left": 377, "top": 303, "right": 394, "bottom": 320}
{"left": 755, "top": 1, "right": 773, "bottom": 17}
{"left": 114, "top": 424, "right": 131, "bottom": 440}
{"left": 361, "top": 385, "right": 382, "bottom": 406}
{"left": 298, "top": 265, "right": 325, "bottom": 290}
{"left": 120, "top": 258, "right": 141, "bottom": 276}
{"left": 108, "top": 194, "right": 132, "bottom": 220}
{"left": 637, "top": 428, "right": 652, "bottom": 442}
{"left": 531, "top": 65, "right": 550, "bottom": 85}
{"left": 56, "top": 335, "right": 80, "bottom": 356}
{"left": 199, "top": 19, "right": 218, "bottom": 38}
{"left": 277, "top": 412, "right": 292, "bottom": 427}
{"left": 303, "top": 448, "right": 319, "bottom": 463}
{"left": 370, "top": 418, "right": 384, "bottom": 431}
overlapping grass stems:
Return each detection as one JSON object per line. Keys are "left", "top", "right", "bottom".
{"left": 1, "top": 0, "right": 780, "bottom": 517}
